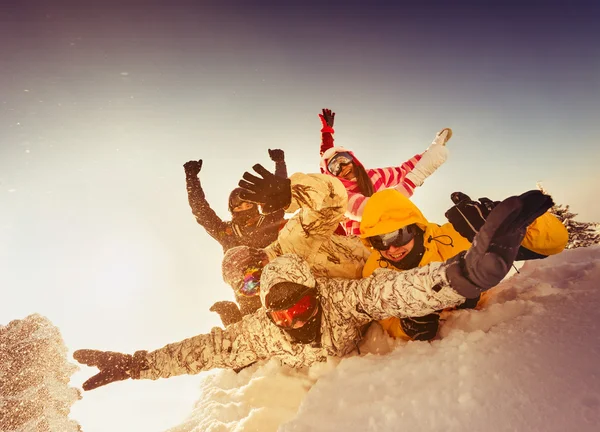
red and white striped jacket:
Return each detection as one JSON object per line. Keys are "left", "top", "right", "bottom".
{"left": 319, "top": 130, "right": 449, "bottom": 236}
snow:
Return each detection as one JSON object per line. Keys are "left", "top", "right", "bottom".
{"left": 167, "top": 246, "right": 600, "bottom": 432}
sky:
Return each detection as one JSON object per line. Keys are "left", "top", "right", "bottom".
{"left": 165, "top": 246, "right": 600, "bottom": 432}
{"left": 1, "top": 0, "right": 599, "bottom": 431}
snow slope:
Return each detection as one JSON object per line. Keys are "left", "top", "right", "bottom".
{"left": 168, "top": 246, "right": 600, "bottom": 432}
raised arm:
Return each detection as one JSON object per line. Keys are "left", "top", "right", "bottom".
{"left": 268, "top": 148, "right": 288, "bottom": 178}
{"left": 183, "top": 160, "right": 230, "bottom": 244}
{"left": 237, "top": 166, "right": 348, "bottom": 259}
{"left": 319, "top": 109, "right": 335, "bottom": 171}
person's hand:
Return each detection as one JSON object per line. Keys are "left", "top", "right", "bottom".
{"left": 445, "top": 192, "right": 499, "bottom": 242}
{"left": 319, "top": 108, "right": 335, "bottom": 132}
{"left": 210, "top": 301, "right": 243, "bottom": 326}
{"left": 434, "top": 127, "right": 452, "bottom": 145}
{"left": 73, "top": 349, "right": 148, "bottom": 391}
{"left": 183, "top": 160, "right": 203, "bottom": 178}
{"left": 268, "top": 149, "right": 285, "bottom": 162}
{"left": 446, "top": 190, "right": 553, "bottom": 298}
{"left": 238, "top": 164, "right": 292, "bottom": 213}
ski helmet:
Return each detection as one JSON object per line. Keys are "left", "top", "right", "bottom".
{"left": 229, "top": 187, "right": 253, "bottom": 212}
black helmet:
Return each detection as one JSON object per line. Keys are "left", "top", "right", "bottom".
{"left": 228, "top": 187, "right": 249, "bottom": 212}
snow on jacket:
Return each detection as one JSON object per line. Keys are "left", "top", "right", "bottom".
{"left": 359, "top": 189, "right": 569, "bottom": 338}
{"left": 185, "top": 159, "right": 287, "bottom": 252}
{"left": 319, "top": 130, "right": 449, "bottom": 235}
{"left": 138, "top": 253, "right": 467, "bottom": 380}
{"left": 263, "top": 172, "right": 371, "bottom": 279}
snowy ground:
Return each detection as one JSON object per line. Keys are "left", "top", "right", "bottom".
{"left": 165, "top": 246, "right": 600, "bottom": 432}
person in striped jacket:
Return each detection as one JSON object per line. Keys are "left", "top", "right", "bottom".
{"left": 318, "top": 108, "right": 451, "bottom": 236}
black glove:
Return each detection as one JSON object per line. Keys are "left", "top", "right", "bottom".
{"left": 238, "top": 164, "right": 292, "bottom": 214}
{"left": 445, "top": 192, "right": 500, "bottom": 242}
{"left": 268, "top": 149, "right": 285, "bottom": 162}
{"left": 400, "top": 313, "right": 440, "bottom": 341}
{"left": 73, "top": 349, "right": 149, "bottom": 391}
{"left": 183, "top": 159, "right": 203, "bottom": 178}
{"left": 210, "top": 301, "right": 243, "bottom": 326}
{"left": 446, "top": 190, "right": 553, "bottom": 298}
{"left": 320, "top": 108, "right": 335, "bottom": 128}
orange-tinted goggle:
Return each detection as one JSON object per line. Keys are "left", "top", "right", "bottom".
{"left": 267, "top": 294, "right": 319, "bottom": 329}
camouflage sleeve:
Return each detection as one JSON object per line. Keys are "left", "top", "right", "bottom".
{"left": 353, "top": 262, "right": 466, "bottom": 319}
{"left": 139, "top": 311, "right": 327, "bottom": 380}
{"left": 264, "top": 173, "right": 348, "bottom": 261}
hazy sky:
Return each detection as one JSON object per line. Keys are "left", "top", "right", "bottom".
{"left": 1, "top": 1, "right": 599, "bottom": 431}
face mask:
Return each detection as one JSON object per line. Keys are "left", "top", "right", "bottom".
{"left": 231, "top": 207, "right": 259, "bottom": 225}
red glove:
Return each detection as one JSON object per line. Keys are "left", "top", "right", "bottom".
{"left": 319, "top": 108, "right": 335, "bottom": 133}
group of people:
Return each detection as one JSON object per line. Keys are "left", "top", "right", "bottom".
{"left": 74, "top": 109, "right": 569, "bottom": 391}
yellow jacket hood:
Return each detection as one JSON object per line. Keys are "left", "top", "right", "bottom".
{"left": 360, "top": 189, "right": 429, "bottom": 238}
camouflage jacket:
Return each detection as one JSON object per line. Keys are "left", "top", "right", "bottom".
{"left": 139, "top": 254, "right": 465, "bottom": 380}
{"left": 264, "top": 172, "right": 371, "bottom": 279}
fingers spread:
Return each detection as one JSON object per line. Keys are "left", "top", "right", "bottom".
{"left": 251, "top": 164, "right": 273, "bottom": 178}
{"left": 241, "top": 171, "right": 262, "bottom": 184}
{"left": 238, "top": 179, "right": 256, "bottom": 191}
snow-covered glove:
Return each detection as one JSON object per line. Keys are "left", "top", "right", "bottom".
{"left": 319, "top": 108, "right": 335, "bottom": 133}
{"left": 433, "top": 127, "right": 453, "bottom": 146}
{"left": 238, "top": 164, "right": 292, "bottom": 214}
{"left": 210, "top": 300, "right": 243, "bottom": 326}
{"left": 184, "top": 159, "right": 205, "bottom": 200}
{"left": 400, "top": 313, "right": 440, "bottom": 341}
{"left": 183, "top": 159, "right": 203, "bottom": 178}
{"left": 403, "top": 139, "right": 449, "bottom": 188}
{"left": 446, "top": 190, "right": 553, "bottom": 298}
{"left": 268, "top": 149, "right": 285, "bottom": 162}
{"left": 445, "top": 192, "right": 500, "bottom": 242}
{"left": 73, "top": 349, "right": 149, "bottom": 391}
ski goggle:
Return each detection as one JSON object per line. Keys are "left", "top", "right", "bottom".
{"left": 267, "top": 294, "right": 319, "bottom": 329}
{"left": 327, "top": 152, "right": 354, "bottom": 176}
{"left": 368, "top": 226, "right": 415, "bottom": 251}
{"left": 238, "top": 266, "right": 262, "bottom": 297}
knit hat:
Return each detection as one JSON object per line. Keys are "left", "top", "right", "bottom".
{"left": 221, "top": 246, "right": 267, "bottom": 289}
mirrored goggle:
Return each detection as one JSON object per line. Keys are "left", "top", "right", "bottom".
{"left": 327, "top": 152, "right": 354, "bottom": 176}
{"left": 267, "top": 294, "right": 318, "bottom": 329}
{"left": 238, "top": 267, "right": 262, "bottom": 297}
{"left": 368, "top": 226, "right": 415, "bottom": 251}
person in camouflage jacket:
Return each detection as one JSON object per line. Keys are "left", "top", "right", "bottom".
{"left": 73, "top": 184, "right": 551, "bottom": 391}
{"left": 212, "top": 169, "right": 372, "bottom": 326}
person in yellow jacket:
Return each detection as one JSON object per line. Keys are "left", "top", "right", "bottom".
{"left": 360, "top": 189, "right": 569, "bottom": 341}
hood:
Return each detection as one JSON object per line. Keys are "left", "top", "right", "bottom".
{"left": 319, "top": 146, "right": 365, "bottom": 176}
{"left": 260, "top": 254, "right": 316, "bottom": 307}
{"left": 360, "top": 189, "right": 429, "bottom": 238}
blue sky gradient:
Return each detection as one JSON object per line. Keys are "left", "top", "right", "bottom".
{"left": 1, "top": 1, "right": 599, "bottom": 431}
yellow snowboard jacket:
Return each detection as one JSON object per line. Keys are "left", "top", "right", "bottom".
{"left": 360, "top": 189, "right": 568, "bottom": 339}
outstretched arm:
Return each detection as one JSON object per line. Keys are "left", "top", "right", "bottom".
{"left": 402, "top": 128, "right": 451, "bottom": 193}
{"left": 355, "top": 191, "right": 554, "bottom": 319}
{"left": 73, "top": 313, "right": 327, "bottom": 390}
{"left": 344, "top": 129, "right": 451, "bottom": 222}
{"left": 184, "top": 160, "right": 230, "bottom": 244}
